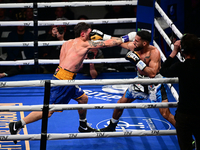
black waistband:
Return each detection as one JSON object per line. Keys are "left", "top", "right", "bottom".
{"left": 59, "top": 66, "right": 76, "bottom": 74}
{"left": 137, "top": 72, "right": 160, "bottom": 78}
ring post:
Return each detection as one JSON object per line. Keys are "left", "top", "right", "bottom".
{"left": 136, "top": 0, "right": 156, "bottom": 45}
{"left": 40, "top": 80, "right": 51, "bottom": 150}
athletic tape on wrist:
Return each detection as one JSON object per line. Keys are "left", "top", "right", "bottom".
{"left": 136, "top": 60, "right": 146, "bottom": 70}
{"left": 121, "top": 35, "right": 129, "bottom": 43}
{"left": 103, "top": 34, "right": 111, "bottom": 40}
{"left": 3, "top": 73, "right": 8, "bottom": 76}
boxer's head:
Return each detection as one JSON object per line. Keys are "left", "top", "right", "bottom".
{"left": 134, "top": 30, "right": 151, "bottom": 51}
{"left": 74, "top": 22, "right": 91, "bottom": 39}
{"left": 181, "top": 33, "right": 200, "bottom": 58}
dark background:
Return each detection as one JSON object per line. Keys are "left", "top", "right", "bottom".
{"left": 0, "top": 0, "right": 199, "bottom": 72}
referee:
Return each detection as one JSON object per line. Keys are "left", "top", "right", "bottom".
{"left": 160, "top": 33, "right": 200, "bottom": 150}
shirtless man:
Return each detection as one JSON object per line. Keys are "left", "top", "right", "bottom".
{"left": 8, "top": 22, "right": 135, "bottom": 143}
{"left": 97, "top": 30, "right": 176, "bottom": 131}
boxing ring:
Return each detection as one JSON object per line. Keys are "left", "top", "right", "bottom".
{"left": 0, "top": 1, "right": 184, "bottom": 150}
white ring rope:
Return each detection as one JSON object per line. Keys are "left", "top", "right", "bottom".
{"left": 0, "top": 58, "right": 129, "bottom": 66}
{"left": 154, "top": 19, "right": 174, "bottom": 50}
{"left": 38, "top": 1, "right": 137, "bottom": 8}
{"left": 0, "top": 41, "right": 64, "bottom": 47}
{"left": 39, "top": 18, "right": 136, "bottom": 26}
{"left": 0, "top": 18, "right": 136, "bottom": 27}
{"left": 153, "top": 2, "right": 185, "bottom": 102}
{"left": 0, "top": 3, "right": 32, "bottom": 8}
{"left": 0, "top": 21, "right": 33, "bottom": 27}
{"left": 0, "top": 130, "right": 176, "bottom": 141}
{"left": 153, "top": 41, "right": 179, "bottom": 102}
{"left": 0, "top": 78, "right": 178, "bottom": 88}
{"left": 0, "top": 102, "right": 178, "bottom": 112}
{"left": 154, "top": 19, "right": 184, "bottom": 62}
{"left": 155, "top": 2, "right": 183, "bottom": 39}
{"left": 0, "top": 41, "right": 34, "bottom": 47}
{"left": 0, "top": 1, "right": 137, "bottom": 9}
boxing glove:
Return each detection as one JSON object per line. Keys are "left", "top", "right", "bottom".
{"left": 125, "top": 51, "right": 146, "bottom": 70}
{"left": 90, "top": 29, "right": 111, "bottom": 41}
{"left": 121, "top": 32, "right": 136, "bottom": 43}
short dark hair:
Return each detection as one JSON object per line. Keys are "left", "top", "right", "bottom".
{"left": 181, "top": 33, "right": 200, "bottom": 56}
{"left": 137, "top": 30, "right": 151, "bottom": 43}
{"left": 77, "top": 15, "right": 88, "bottom": 20}
{"left": 74, "top": 22, "right": 91, "bottom": 38}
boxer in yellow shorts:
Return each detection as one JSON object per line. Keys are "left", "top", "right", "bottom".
{"left": 50, "top": 66, "right": 85, "bottom": 104}
{"left": 9, "top": 22, "right": 134, "bottom": 143}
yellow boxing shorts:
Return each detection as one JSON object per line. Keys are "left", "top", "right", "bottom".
{"left": 53, "top": 66, "right": 77, "bottom": 80}
{"left": 50, "top": 66, "right": 85, "bottom": 105}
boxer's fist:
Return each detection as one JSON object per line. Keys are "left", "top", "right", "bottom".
{"left": 125, "top": 51, "right": 140, "bottom": 63}
{"left": 125, "top": 51, "right": 146, "bottom": 70}
{"left": 90, "top": 29, "right": 111, "bottom": 41}
{"left": 121, "top": 32, "right": 136, "bottom": 43}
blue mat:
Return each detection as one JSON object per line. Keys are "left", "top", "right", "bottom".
{"left": 0, "top": 72, "right": 180, "bottom": 150}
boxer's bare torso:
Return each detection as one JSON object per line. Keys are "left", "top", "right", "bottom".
{"left": 120, "top": 35, "right": 161, "bottom": 78}
{"left": 59, "top": 38, "right": 89, "bottom": 73}
{"left": 59, "top": 32, "right": 123, "bottom": 73}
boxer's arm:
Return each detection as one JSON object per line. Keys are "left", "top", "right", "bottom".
{"left": 160, "top": 57, "right": 181, "bottom": 77}
{"left": 140, "top": 49, "right": 161, "bottom": 78}
{"left": 125, "top": 51, "right": 146, "bottom": 71}
{"left": 90, "top": 29, "right": 135, "bottom": 43}
{"left": 119, "top": 42, "right": 135, "bottom": 51}
{"left": 86, "top": 38, "right": 123, "bottom": 49}
{"left": 160, "top": 41, "right": 182, "bottom": 77}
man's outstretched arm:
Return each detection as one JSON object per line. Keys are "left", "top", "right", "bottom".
{"left": 87, "top": 38, "right": 123, "bottom": 49}
{"left": 87, "top": 29, "right": 136, "bottom": 49}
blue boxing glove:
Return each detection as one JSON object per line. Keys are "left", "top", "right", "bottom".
{"left": 121, "top": 32, "right": 136, "bottom": 43}
{"left": 125, "top": 51, "right": 146, "bottom": 70}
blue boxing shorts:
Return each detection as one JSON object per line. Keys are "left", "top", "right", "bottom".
{"left": 49, "top": 66, "right": 85, "bottom": 104}
{"left": 125, "top": 73, "right": 167, "bottom": 103}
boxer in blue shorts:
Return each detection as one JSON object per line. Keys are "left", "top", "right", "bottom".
{"left": 124, "top": 73, "right": 166, "bottom": 103}
{"left": 9, "top": 22, "right": 136, "bottom": 143}
{"left": 98, "top": 30, "right": 176, "bottom": 132}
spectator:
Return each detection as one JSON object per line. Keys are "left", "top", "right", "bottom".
{"left": 77, "top": 15, "right": 88, "bottom": 20}
{"left": 10, "top": 9, "right": 26, "bottom": 21}
{"left": 104, "top": 6, "right": 126, "bottom": 19}
{"left": 160, "top": 33, "right": 200, "bottom": 150}
{"left": 8, "top": 0, "right": 28, "bottom": 20}
{"left": 79, "top": 48, "right": 104, "bottom": 79}
{"left": 0, "top": 8, "right": 12, "bottom": 56}
{"left": 24, "top": 8, "right": 34, "bottom": 31}
{"left": 62, "top": 0, "right": 75, "bottom": 20}
{"left": 6, "top": 16, "right": 34, "bottom": 74}
{"left": 0, "top": 58, "right": 20, "bottom": 78}
{"left": 0, "top": 8, "right": 11, "bottom": 36}
{"left": 0, "top": 8, "right": 10, "bottom": 21}
{"left": 103, "top": 6, "right": 130, "bottom": 59}
{"left": 42, "top": 20, "right": 73, "bottom": 73}
{"left": 54, "top": 7, "right": 68, "bottom": 20}
{"left": 25, "top": 8, "right": 33, "bottom": 21}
